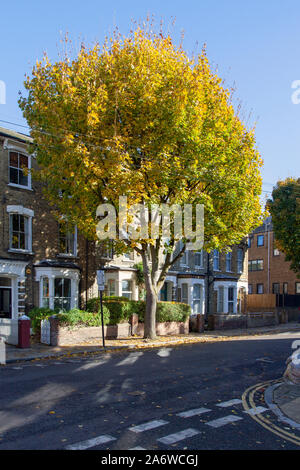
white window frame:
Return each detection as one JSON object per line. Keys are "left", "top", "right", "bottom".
{"left": 36, "top": 267, "right": 79, "bottom": 311}
{"left": 58, "top": 225, "right": 78, "bottom": 257}
{"left": 122, "top": 279, "right": 132, "bottom": 299}
{"left": 194, "top": 250, "right": 204, "bottom": 269}
{"left": 192, "top": 283, "right": 203, "bottom": 314}
{"left": 8, "top": 148, "right": 32, "bottom": 190}
{"left": 213, "top": 250, "right": 220, "bottom": 271}
{"left": 7, "top": 206, "right": 34, "bottom": 253}
{"left": 179, "top": 241, "right": 188, "bottom": 267}
{"left": 107, "top": 279, "right": 116, "bottom": 297}
{"left": 217, "top": 286, "right": 224, "bottom": 313}
{"left": 181, "top": 283, "right": 189, "bottom": 304}
{"left": 123, "top": 252, "right": 134, "bottom": 261}
{"left": 237, "top": 248, "right": 243, "bottom": 273}
{"left": 225, "top": 252, "right": 232, "bottom": 272}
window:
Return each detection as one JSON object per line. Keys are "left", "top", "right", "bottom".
{"left": 257, "top": 284, "right": 264, "bottom": 294}
{"left": 7, "top": 206, "right": 33, "bottom": 253}
{"left": 257, "top": 235, "right": 264, "bottom": 247}
{"left": 181, "top": 283, "right": 188, "bottom": 304}
{"left": 194, "top": 250, "right": 203, "bottom": 268}
{"left": 228, "top": 287, "right": 234, "bottom": 313}
{"left": 248, "top": 284, "right": 253, "bottom": 294}
{"left": 101, "top": 244, "right": 114, "bottom": 259}
{"left": 9, "top": 214, "right": 29, "bottom": 251}
{"left": 248, "top": 237, "right": 252, "bottom": 248}
{"left": 283, "top": 283, "right": 288, "bottom": 294}
{"left": 37, "top": 269, "right": 78, "bottom": 311}
{"left": 225, "top": 252, "right": 232, "bottom": 272}
{"left": 296, "top": 283, "right": 300, "bottom": 294}
{"left": 237, "top": 249, "right": 244, "bottom": 273}
{"left": 9, "top": 151, "right": 30, "bottom": 188}
{"left": 54, "top": 278, "right": 71, "bottom": 311}
{"left": 122, "top": 280, "right": 132, "bottom": 299}
{"left": 272, "top": 283, "right": 280, "bottom": 294}
{"left": 193, "top": 284, "right": 202, "bottom": 314}
{"left": 179, "top": 242, "right": 188, "bottom": 266}
{"left": 217, "top": 286, "right": 224, "bottom": 313}
{"left": 124, "top": 252, "right": 134, "bottom": 261}
{"left": 248, "top": 259, "right": 264, "bottom": 271}
{"left": 213, "top": 250, "right": 220, "bottom": 270}
{"left": 107, "top": 279, "right": 116, "bottom": 297}
{"left": 59, "top": 225, "right": 77, "bottom": 256}
{"left": 41, "top": 277, "right": 50, "bottom": 308}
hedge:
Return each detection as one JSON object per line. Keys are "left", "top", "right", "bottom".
{"left": 87, "top": 298, "right": 191, "bottom": 323}
{"left": 86, "top": 296, "right": 129, "bottom": 313}
{"left": 28, "top": 307, "right": 55, "bottom": 332}
{"left": 29, "top": 300, "right": 191, "bottom": 330}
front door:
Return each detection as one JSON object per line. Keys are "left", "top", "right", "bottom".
{"left": 0, "top": 288, "right": 12, "bottom": 318}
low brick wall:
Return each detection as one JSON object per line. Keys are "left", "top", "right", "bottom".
{"left": 135, "top": 319, "right": 189, "bottom": 337}
{"left": 49, "top": 317, "right": 131, "bottom": 346}
{"left": 208, "top": 314, "right": 247, "bottom": 331}
{"left": 208, "top": 312, "right": 279, "bottom": 330}
{"left": 246, "top": 312, "right": 278, "bottom": 328}
{"left": 49, "top": 315, "right": 189, "bottom": 346}
{"left": 189, "top": 314, "right": 205, "bottom": 333}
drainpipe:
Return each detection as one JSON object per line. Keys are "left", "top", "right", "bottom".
{"left": 267, "top": 223, "right": 270, "bottom": 294}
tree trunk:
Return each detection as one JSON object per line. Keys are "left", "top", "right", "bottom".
{"left": 144, "top": 284, "right": 158, "bottom": 339}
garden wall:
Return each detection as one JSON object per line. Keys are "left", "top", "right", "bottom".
{"left": 49, "top": 314, "right": 189, "bottom": 346}
{"left": 208, "top": 312, "right": 279, "bottom": 330}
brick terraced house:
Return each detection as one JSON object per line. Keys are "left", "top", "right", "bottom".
{"left": 103, "top": 241, "right": 249, "bottom": 317}
{"left": 0, "top": 127, "right": 103, "bottom": 344}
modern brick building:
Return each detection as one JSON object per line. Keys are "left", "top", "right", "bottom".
{"left": 248, "top": 217, "right": 300, "bottom": 296}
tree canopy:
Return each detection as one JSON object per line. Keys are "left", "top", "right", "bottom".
{"left": 268, "top": 178, "right": 300, "bottom": 276}
{"left": 19, "top": 23, "right": 263, "bottom": 337}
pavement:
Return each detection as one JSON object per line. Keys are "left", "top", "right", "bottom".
{"left": 2, "top": 320, "right": 300, "bottom": 431}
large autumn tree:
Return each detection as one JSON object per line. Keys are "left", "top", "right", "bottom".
{"left": 268, "top": 178, "right": 300, "bottom": 276}
{"left": 19, "top": 23, "right": 263, "bottom": 338}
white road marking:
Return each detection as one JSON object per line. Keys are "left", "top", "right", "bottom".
{"left": 11, "top": 367, "right": 23, "bottom": 370}
{"left": 158, "top": 428, "right": 200, "bottom": 445}
{"left": 116, "top": 352, "right": 143, "bottom": 366}
{"left": 216, "top": 399, "right": 243, "bottom": 407}
{"left": 157, "top": 348, "right": 172, "bottom": 357}
{"left": 177, "top": 407, "right": 212, "bottom": 418}
{"left": 65, "top": 434, "right": 116, "bottom": 450}
{"left": 206, "top": 415, "right": 243, "bottom": 428}
{"left": 244, "top": 406, "right": 268, "bottom": 416}
{"left": 256, "top": 358, "right": 274, "bottom": 363}
{"left": 129, "top": 419, "right": 168, "bottom": 433}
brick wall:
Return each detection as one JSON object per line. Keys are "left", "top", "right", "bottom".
{"left": 248, "top": 227, "right": 299, "bottom": 295}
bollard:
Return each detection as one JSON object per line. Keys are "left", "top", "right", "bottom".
{"left": 18, "top": 315, "right": 31, "bottom": 348}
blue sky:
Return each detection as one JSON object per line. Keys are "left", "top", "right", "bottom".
{"left": 1, "top": 0, "right": 300, "bottom": 198}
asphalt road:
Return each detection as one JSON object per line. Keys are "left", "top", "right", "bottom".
{"left": 1, "top": 332, "right": 300, "bottom": 451}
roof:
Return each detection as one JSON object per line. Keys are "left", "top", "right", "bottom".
{"left": 251, "top": 216, "right": 273, "bottom": 234}
{"left": 34, "top": 260, "right": 80, "bottom": 270}
{"left": 0, "top": 126, "right": 32, "bottom": 144}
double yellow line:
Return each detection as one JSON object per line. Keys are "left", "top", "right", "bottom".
{"left": 242, "top": 380, "right": 300, "bottom": 447}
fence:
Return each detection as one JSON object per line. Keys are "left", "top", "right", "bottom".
{"left": 247, "top": 294, "right": 276, "bottom": 311}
